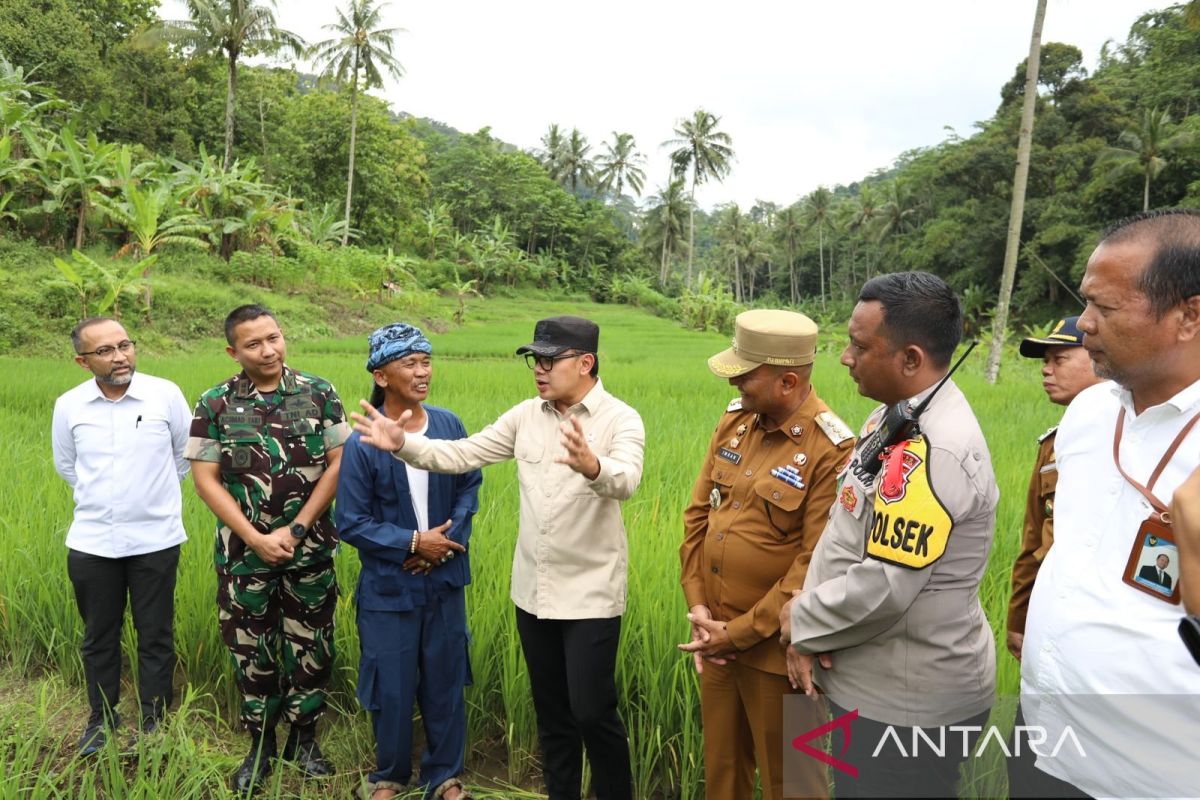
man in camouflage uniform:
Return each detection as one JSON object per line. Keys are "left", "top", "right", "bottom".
{"left": 187, "top": 304, "right": 350, "bottom": 794}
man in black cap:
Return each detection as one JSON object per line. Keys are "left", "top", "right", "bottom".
{"left": 351, "top": 315, "right": 645, "bottom": 800}
{"left": 1006, "top": 315, "right": 1101, "bottom": 798}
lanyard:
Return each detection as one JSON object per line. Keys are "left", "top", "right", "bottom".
{"left": 1112, "top": 407, "right": 1200, "bottom": 519}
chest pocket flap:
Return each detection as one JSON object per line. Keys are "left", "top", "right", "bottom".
{"left": 754, "top": 478, "right": 807, "bottom": 536}
{"left": 514, "top": 439, "right": 543, "bottom": 463}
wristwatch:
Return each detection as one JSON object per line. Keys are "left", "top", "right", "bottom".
{"left": 1181, "top": 616, "right": 1200, "bottom": 667}
{"left": 289, "top": 522, "right": 307, "bottom": 540}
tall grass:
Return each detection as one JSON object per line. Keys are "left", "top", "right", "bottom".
{"left": 0, "top": 300, "right": 1053, "bottom": 797}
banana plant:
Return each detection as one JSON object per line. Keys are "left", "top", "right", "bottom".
{"left": 49, "top": 250, "right": 151, "bottom": 319}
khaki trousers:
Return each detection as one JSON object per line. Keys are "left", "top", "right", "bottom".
{"left": 700, "top": 659, "right": 827, "bottom": 800}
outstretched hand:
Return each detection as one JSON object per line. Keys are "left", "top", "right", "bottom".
{"left": 350, "top": 400, "right": 411, "bottom": 452}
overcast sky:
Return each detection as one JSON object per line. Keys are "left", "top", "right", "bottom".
{"left": 160, "top": 0, "right": 1161, "bottom": 210}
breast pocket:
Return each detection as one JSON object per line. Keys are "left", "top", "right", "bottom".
{"left": 220, "top": 430, "right": 266, "bottom": 475}
{"left": 754, "top": 479, "right": 807, "bottom": 538}
{"left": 1036, "top": 464, "right": 1058, "bottom": 559}
{"left": 514, "top": 440, "right": 543, "bottom": 464}
{"left": 286, "top": 419, "right": 326, "bottom": 468}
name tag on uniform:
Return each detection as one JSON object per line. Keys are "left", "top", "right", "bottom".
{"left": 718, "top": 447, "right": 742, "bottom": 465}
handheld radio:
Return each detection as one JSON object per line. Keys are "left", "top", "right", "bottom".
{"left": 853, "top": 340, "right": 978, "bottom": 477}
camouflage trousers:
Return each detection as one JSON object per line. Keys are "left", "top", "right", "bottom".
{"left": 216, "top": 560, "right": 338, "bottom": 733}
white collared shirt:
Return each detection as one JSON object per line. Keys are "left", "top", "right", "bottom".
{"left": 394, "top": 379, "right": 645, "bottom": 619}
{"left": 52, "top": 371, "right": 192, "bottom": 558}
{"left": 1021, "top": 378, "right": 1200, "bottom": 799}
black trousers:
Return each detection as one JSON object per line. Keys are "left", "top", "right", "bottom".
{"left": 514, "top": 607, "right": 632, "bottom": 800}
{"left": 829, "top": 701, "right": 991, "bottom": 798}
{"left": 67, "top": 545, "right": 180, "bottom": 723}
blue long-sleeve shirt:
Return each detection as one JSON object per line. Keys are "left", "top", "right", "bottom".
{"left": 336, "top": 404, "right": 482, "bottom": 611}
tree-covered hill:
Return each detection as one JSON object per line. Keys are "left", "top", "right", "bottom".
{"left": 1, "top": 0, "right": 1199, "bottom": 353}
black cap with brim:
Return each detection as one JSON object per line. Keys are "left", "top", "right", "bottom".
{"left": 1019, "top": 315, "right": 1084, "bottom": 358}
{"left": 515, "top": 315, "right": 599, "bottom": 357}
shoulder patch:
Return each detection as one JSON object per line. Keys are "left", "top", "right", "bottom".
{"left": 726, "top": 397, "right": 743, "bottom": 413}
{"left": 867, "top": 436, "right": 953, "bottom": 569}
{"left": 815, "top": 410, "right": 854, "bottom": 445}
{"left": 1038, "top": 425, "right": 1058, "bottom": 444}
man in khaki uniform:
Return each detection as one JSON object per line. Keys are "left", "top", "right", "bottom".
{"left": 1006, "top": 316, "right": 1101, "bottom": 661}
{"left": 680, "top": 309, "right": 854, "bottom": 800}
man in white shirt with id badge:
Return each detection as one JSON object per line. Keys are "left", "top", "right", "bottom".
{"left": 1020, "top": 209, "right": 1200, "bottom": 798}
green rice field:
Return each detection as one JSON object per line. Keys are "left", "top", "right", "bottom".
{"left": 0, "top": 299, "right": 1055, "bottom": 798}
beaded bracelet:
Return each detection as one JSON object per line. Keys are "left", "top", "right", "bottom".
{"left": 410, "top": 531, "right": 420, "bottom": 554}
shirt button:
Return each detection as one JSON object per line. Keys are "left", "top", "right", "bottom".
{"left": 744, "top": 469, "right": 753, "bottom": 477}
{"left": 772, "top": 491, "right": 781, "bottom": 500}
{"left": 732, "top": 501, "right": 741, "bottom": 510}
{"left": 711, "top": 566, "right": 719, "bottom": 574}
{"left": 715, "top": 533, "right": 724, "bottom": 541}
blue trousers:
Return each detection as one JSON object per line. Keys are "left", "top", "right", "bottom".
{"left": 356, "top": 589, "right": 471, "bottom": 795}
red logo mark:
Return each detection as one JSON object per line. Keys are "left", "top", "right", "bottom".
{"left": 839, "top": 484, "right": 858, "bottom": 513}
{"left": 878, "top": 444, "right": 922, "bottom": 504}
{"left": 791, "top": 707, "right": 859, "bottom": 777}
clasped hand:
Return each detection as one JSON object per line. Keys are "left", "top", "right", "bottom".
{"left": 404, "top": 519, "right": 466, "bottom": 575}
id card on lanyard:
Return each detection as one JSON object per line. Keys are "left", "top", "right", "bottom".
{"left": 1113, "top": 408, "right": 1199, "bottom": 605}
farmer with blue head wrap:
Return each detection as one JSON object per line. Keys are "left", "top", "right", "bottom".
{"left": 336, "top": 322, "right": 482, "bottom": 800}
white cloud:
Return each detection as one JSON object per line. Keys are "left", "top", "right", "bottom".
{"left": 160, "top": 0, "right": 1161, "bottom": 208}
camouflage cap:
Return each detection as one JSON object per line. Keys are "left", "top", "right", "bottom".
{"left": 708, "top": 309, "right": 819, "bottom": 378}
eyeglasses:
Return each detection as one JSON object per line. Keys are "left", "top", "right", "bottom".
{"left": 524, "top": 352, "right": 585, "bottom": 371}
{"left": 78, "top": 340, "right": 136, "bottom": 359}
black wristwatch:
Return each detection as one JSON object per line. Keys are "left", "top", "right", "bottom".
{"left": 1181, "top": 616, "right": 1200, "bottom": 667}
{"left": 289, "top": 522, "right": 307, "bottom": 540}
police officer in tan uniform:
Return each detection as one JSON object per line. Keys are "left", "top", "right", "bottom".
{"left": 1006, "top": 316, "right": 1101, "bottom": 661}
{"left": 680, "top": 309, "right": 854, "bottom": 800}
{"left": 781, "top": 273, "right": 998, "bottom": 799}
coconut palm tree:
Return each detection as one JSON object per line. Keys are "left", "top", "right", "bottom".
{"left": 644, "top": 179, "right": 689, "bottom": 288}
{"left": 309, "top": 0, "right": 406, "bottom": 245}
{"left": 157, "top": 0, "right": 304, "bottom": 170}
{"left": 803, "top": 186, "right": 833, "bottom": 310}
{"left": 663, "top": 108, "right": 734, "bottom": 288}
{"left": 988, "top": 0, "right": 1046, "bottom": 384}
{"left": 559, "top": 128, "right": 593, "bottom": 194}
{"left": 538, "top": 123, "right": 567, "bottom": 182}
{"left": 775, "top": 204, "right": 803, "bottom": 304}
{"left": 1101, "top": 107, "right": 1193, "bottom": 212}
{"left": 716, "top": 203, "right": 747, "bottom": 302}
{"left": 595, "top": 132, "right": 646, "bottom": 202}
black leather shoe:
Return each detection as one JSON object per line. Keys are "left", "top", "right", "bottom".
{"left": 78, "top": 720, "right": 107, "bottom": 756}
{"left": 232, "top": 731, "right": 276, "bottom": 795}
{"left": 281, "top": 726, "right": 334, "bottom": 777}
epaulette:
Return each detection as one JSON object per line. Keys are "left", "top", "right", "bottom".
{"left": 726, "top": 397, "right": 743, "bottom": 413}
{"left": 815, "top": 410, "right": 854, "bottom": 445}
{"left": 1038, "top": 425, "right": 1058, "bottom": 444}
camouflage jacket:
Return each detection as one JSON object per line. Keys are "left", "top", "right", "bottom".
{"left": 185, "top": 366, "right": 351, "bottom": 575}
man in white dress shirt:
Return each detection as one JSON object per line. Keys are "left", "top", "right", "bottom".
{"left": 51, "top": 318, "right": 192, "bottom": 755}
{"left": 1020, "top": 209, "right": 1200, "bottom": 798}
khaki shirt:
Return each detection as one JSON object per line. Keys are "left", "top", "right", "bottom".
{"left": 681, "top": 388, "right": 854, "bottom": 675}
{"left": 790, "top": 379, "right": 998, "bottom": 727}
{"left": 393, "top": 379, "right": 644, "bottom": 619}
{"left": 1006, "top": 427, "right": 1057, "bottom": 637}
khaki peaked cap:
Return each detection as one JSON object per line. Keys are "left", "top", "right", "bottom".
{"left": 707, "top": 309, "right": 819, "bottom": 378}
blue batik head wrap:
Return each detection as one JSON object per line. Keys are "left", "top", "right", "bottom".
{"left": 366, "top": 322, "right": 432, "bottom": 372}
